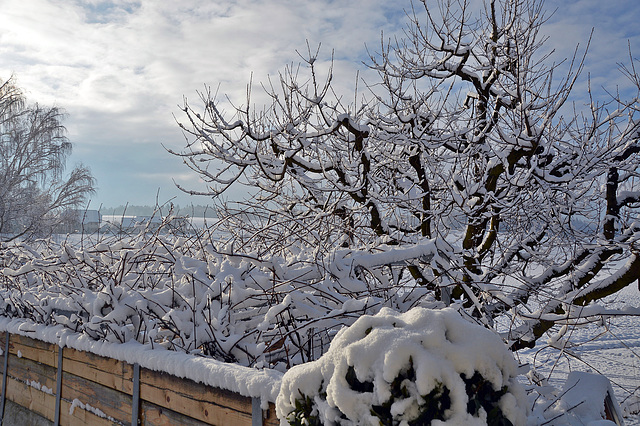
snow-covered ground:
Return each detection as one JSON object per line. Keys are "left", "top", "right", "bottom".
{"left": 517, "top": 283, "right": 640, "bottom": 424}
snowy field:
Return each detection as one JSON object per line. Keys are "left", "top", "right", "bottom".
{"left": 517, "top": 283, "right": 640, "bottom": 424}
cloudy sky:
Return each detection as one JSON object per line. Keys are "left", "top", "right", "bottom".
{"left": 1, "top": 0, "right": 639, "bottom": 209}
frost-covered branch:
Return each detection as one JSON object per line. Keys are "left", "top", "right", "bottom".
{"left": 169, "top": 0, "right": 640, "bottom": 352}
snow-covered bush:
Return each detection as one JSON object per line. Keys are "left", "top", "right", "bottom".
{"left": 0, "top": 225, "right": 450, "bottom": 370}
{"left": 277, "top": 307, "right": 527, "bottom": 425}
{"left": 527, "top": 372, "right": 623, "bottom": 426}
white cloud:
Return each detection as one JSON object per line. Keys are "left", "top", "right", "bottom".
{"left": 543, "top": 0, "right": 640, "bottom": 98}
{"left": 2, "top": 0, "right": 401, "bottom": 110}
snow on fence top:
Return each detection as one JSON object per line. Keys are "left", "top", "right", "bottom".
{"left": 0, "top": 316, "right": 282, "bottom": 406}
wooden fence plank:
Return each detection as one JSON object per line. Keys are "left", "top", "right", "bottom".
{"left": 61, "top": 370, "right": 133, "bottom": 425}
{"left": 7, "top": 334, "right": 58, "bottom": 367}
{"left": 59, "top": 398, "right": 120, "bottom": 426}
{"left": 6, "top": 354, "right": 57, "bottom": 395}
{"left": 5, "top": 376, "right": 56, "bottom": 422}
{"left": 141, "top": 400, "right": 211, "bottom": 426}
{"left": 139, "top": 368, "right": 254, "bottom": 425}
{"left": 63, "top": 347, "right": 134, "bottom": 395}
{"left": 9, "top": 334, "right": 59, "bottom": 367}
{"left": 263, "top": 404, "right": 280, "bottom": 426}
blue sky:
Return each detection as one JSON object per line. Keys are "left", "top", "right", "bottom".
{"left": 1, "top": 0, "right": 639, "bottom": 208}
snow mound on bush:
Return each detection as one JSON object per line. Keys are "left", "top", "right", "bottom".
{"left": 276, "top": 307, "right": 527, "bottom": 425}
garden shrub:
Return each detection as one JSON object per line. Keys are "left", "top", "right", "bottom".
{"left": 276, "top": 307, "right": 527, "bottom": 425}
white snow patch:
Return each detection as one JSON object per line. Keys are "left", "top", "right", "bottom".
{"left": 69, "top": 397, "right": 115, "bottom": 422}
{"left": 27, "top": 380, "right": 53, "bottom": 395}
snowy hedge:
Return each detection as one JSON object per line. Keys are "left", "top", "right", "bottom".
{"left": 276, "top": 307, "right": 527, "bottom": 425}
{"left": 1, "top": 230, "right": 633, "bottom": 425}
{"left": 0, "top": 229, "right": 451, "bottom": 370}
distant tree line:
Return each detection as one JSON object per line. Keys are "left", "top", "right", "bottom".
{"left": 100, "top": 204, "right": 217, "bottom": 218}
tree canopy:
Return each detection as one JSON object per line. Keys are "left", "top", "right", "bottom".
{"left": 0, "top": 77, "right": 95, "bottom": 241}
{"left": 174, "top": 0, "right": 640, "bottom": 351}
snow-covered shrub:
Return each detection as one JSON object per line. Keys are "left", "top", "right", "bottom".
{"left": 0, "top": 225, "right": 449, "bottom": 370}
{"left": 527, "top": 371, "right": 624, "bottom": 426}
{"left": 276, "top": 307, "right": 527, "bottom": 425}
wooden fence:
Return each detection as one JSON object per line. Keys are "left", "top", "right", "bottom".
{"left": 0, "top": 332, "right": 279, "bottom": 425}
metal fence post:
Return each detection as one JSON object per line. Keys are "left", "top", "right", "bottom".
{"left": 251, "top": 397, "right": 263, "bottom": 426}
{"left": 132, "top": 363, "right": 140, "bottom": 425}
{"left": 54, "top": 345, "right": 64, "bottom": 426}
{"left": 0, "top": 333, "right": 10, "bottom": 425}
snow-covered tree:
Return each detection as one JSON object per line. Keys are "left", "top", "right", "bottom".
{"left": 173, "top": 0, "right": 640, "bottom": 351}
{"left": 0, "top": 77, "right": 95, "bottom": 241}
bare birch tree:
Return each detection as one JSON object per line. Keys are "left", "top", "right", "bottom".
{"left": 0, "top": 77, "right": 95, "bottom": 241}
{"left": 173, "top": 0, "right": 640, "bottom": 350}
